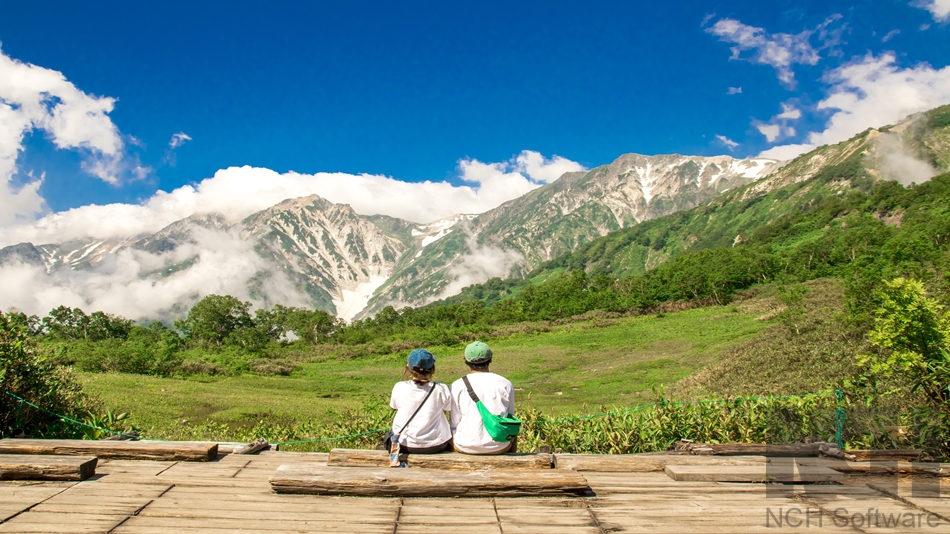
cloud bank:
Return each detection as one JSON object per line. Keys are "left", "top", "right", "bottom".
{"left": 759, "top": 53, "right": 950, "bottom": 160}
{"left": 0, "top": 151, "right": 585, "bottom": 248}
{"left": 0, "top": 226, "right": 309, "bottom": 320}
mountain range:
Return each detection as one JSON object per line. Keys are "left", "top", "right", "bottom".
{"left": 3, "top": 104, "right": 948, "bottom": 321}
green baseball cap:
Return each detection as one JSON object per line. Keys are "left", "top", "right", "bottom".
{"left": 464, "top": 341, "right": 492, "bottom": 363}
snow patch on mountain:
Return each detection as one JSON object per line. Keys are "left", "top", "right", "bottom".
{"left": 333, "top": 273, "right": 391, "bottom": 322}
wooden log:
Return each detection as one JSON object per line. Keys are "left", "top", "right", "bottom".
{"left": 845, "top": 449, "right": 922, "bottom": 461}
{"left": 270, "top": 465, "right": 590, "bottom": 497}
{"left": 102, "top": 431, "right": 140, "bottom": 441}
{"left": 555, "top": 454, "right": 766, "bottom": 472}
{"left": 327, "top": 449, "right": 554, "bottom": 470}
{"left": 685, "top": 443, "right": 824, "bottom": 457}
{"left": 232, "top": 439, "right": 271, "bottom": 455}
{"left": 664, "top": 464, "right": 843, "bottom": 483}
{"left": 0, "top": 454, "right": 97, "bottom": 481}
{"left": 0, "top": 439, "right": 217, "bottom": 461}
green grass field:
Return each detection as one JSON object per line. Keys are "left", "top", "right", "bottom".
{"left": 80, "top": 304, "right": 769, "bottom": 437}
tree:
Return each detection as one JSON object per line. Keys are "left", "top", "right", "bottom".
{"left": 174, "top": 295, "right": 254, "bottom": 346}
{"left": 41, "top": 306, "right": 132, "bottom": 341}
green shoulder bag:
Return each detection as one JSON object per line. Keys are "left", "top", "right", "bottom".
{"left": 461, "top": 375, "right": 521, "bottom": 442}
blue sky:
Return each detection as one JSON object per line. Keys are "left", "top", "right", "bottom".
{"left": 0, "top": 0, "right": 948, "bottom": 237}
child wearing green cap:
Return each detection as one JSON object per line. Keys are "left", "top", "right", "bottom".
{"left": 389, "top": 349, "right": 453, "bottom": 454}
{"left": 450, "top": 341, "right": 518, "bottom": 454}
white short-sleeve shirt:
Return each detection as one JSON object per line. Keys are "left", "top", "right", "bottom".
{"left": 389, "top": 381, "right": 452, "bottom": 448}
{"left": 450, "top": 372, "right": 515, "bottom": 454}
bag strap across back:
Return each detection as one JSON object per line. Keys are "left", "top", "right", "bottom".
{"left": 461, "top": 375, "right": 480, "bottom": 403}
{"left": 396, "top": 383, "right": 436, "bottom": 435}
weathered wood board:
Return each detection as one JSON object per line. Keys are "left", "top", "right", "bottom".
{"left": 690, "top": 443, "right": 824, "bottom": 457}
{"left": 270, "top": 464, "right": 590, "bottom": 497}
{"left": 0, "top": 454, "right": 97, "bottom": 481}
{"left": 845, "top": 449, "right": 923, "bottom": 461}
{"left": 0, "top": 439, "right": 217, "bottom": 461}
{"left": 328, "top": 449, "right": 554, "bottom": 470}
{"left": 789, "top": 457, "right": 944, "bottom": 475}
{"left": 664, "top": 464, "right": 844, "bottom": 483}
{"left": 555, "top": 454, "right": 766, "bottom": 472}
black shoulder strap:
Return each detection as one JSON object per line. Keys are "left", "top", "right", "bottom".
{"left": 461, "top": 375, "right": 480, "bottom": 403}
{"left": 397, "top": 383, "right": 436, "bottom": 435}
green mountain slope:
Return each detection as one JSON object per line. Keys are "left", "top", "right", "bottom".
{"left": 438, "top": 104, "right": 950, "bottom": 307}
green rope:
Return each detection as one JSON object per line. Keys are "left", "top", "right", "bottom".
{"left": 4, "top": 391, "right": 144, "bottom": 440}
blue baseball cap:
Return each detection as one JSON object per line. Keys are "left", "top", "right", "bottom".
{"left": 407, "top": 349, "right": 436, "bottom": 371}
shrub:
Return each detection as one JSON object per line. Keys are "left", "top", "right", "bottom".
{"left": 1, "top": 310, "right": 99, "bottom": 438}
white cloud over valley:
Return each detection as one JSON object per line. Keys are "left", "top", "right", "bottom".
{"left": 0, "top": 227, "right": 309, "bottom": 321}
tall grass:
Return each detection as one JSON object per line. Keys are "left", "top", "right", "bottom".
{"left": 139, "top": 392, "right": 842, "bottom": 453}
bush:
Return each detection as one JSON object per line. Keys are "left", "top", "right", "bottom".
{"left": 1, "top": 310, "right": 99, "bottom": 438}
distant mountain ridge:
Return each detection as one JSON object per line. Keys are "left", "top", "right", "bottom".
{"left": 1, "top": 153, "right": 783, "bottom": 319}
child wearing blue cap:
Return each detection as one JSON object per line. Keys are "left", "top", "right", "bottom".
{"left": 388, "top": 349, "right": 453, "bottom": 454}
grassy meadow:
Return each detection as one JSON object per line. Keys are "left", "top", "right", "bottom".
{"left": 80, "top": 302, "right": 770, "bottom": 438}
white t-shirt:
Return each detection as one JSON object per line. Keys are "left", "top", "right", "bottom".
{"left": 389, "top": 381, "right": 452, "bottom": 448}
{"left": 450, "top": 372, "right": 515, "bottom": 454}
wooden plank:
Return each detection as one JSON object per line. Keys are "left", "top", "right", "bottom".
{"left": 0, "top": 439, "right": 217, "bottom": 461}
{"left": 788, "top": 458, "right": 944, "bottom": 475}
{"left": 0, "top": 511, "right": 125, "bottom": 532}
{"left": 114, "top": 516, "right": 395, "bottom": 533}
{"left": 664, "top": 464, "right": 843, "bottom": 483}
{"left": 555, "top": 454, "right": 766, "bottom": 472}
{"left": 270, "top": 465, "right": 591, "bottom": 497}
{"left": 688, "top": 443, "right": 824, "bottom": 457}
{"left": 0, "top": 455, "right": 97, "bottom": 481}
{"left": 846, "top": 449, "right": 923, "bottom": 461}
{"left": 328, "top": 449, "right": 554, "bottom": 470}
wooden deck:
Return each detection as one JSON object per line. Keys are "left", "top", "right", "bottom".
{"left": 0, "top": 450, "right": 947, "bottom": 533}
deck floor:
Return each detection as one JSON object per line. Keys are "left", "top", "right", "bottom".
{"left": 1, "top": 451, "right": 947, "bottom": 533}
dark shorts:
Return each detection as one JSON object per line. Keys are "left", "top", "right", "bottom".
{"left": 399, "top": 440, "right": 452, "bottom": 454}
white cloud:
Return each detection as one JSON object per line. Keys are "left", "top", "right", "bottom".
{"left": 513, "top": 151, "right": 585, "bottom": 183}
{"left": 715, "top": 135, "right": 739, "bottom": 150}
{"left": 758, "top": 143, "right": 818, "bottom": 160}
{"left": 754, "top": 102, "right": 801, "bottom": 143}
{"left": 706, "top": 16, "right": 843, "bottom": 88}
{"left": 706, "top": 18, "right": 825, "bottom": 87}
{"left": 876, "top": 132, "right": 938, "bottom": 186}
{"left": 759, "top": 53, "right": 950, "bottom": 159}
{"left": 727, "top": 86, "right": 743, "bottom": 94}
{"left": 437, "top": 231, "right": 524, "bottom": 301}
{"left": 882, "top": 29, "right": 901, "bottom": 43}
{"left": 0, "top": 46, "right": 139, "bottom": 224}
{"left": 913, "top": 0, "right": 950, "bottom": 22}
{"left": 776, "top": 103, "right": 802, "bottom": 120}
{"left": 755, "top": 124, "right": 781, "bottom": 142}
{"left": 0, "top": 226, "right": 308, "bottom": 320}
{"left": 168, "top": 132, "right": 191, "bottom": 149}
{"left": 0, "top": 150, "right": 585, "bottom": 247}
